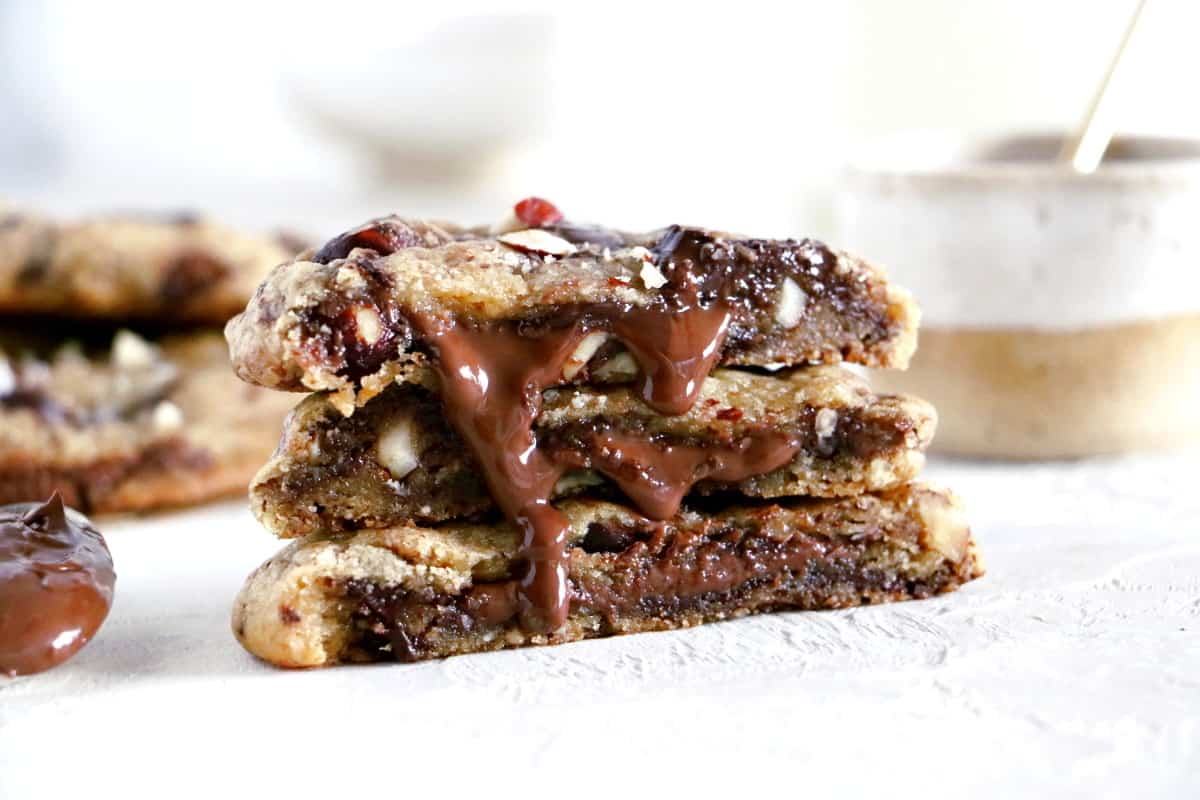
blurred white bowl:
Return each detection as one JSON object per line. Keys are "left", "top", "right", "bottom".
{"left": 836, "top": 130, "right": 1200, "bottom": 458}
{"left": 285, "top": 13, "right": 554, "bottom": 184}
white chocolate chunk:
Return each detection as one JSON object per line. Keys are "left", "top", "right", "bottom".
{"left": 0, "top": 355, "right": 13, "bottom": 396}
{"left": 112, "top": 330, "right": 157, "bottom": 369}
{"left": 815, "top": 407, "right": 838, "bottom": 439}
{"left": 152, "top": 400, "right": 184, "bottom": 433}
{"left": 376, "top": 414, "right": 419, "bottom": 480}
{"left": 334, "top": 266, "right": 368, "bottom": 289}
{"left": 775, "top": 278, "right": 807, "bottom": 329}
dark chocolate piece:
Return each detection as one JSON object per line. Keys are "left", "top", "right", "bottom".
{"left": 159, "top": 250, "right": 232, "bottom": 304}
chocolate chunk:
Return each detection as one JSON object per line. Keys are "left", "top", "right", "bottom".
{"left": 580, "top": 522, "right": 640, "bottom": 554}
{"left": 312, "top": 218, "right": 427, "bottom": 264}
{"left": 14, "top": 228, "right": 57, "bottom": 286}
{"left": 542, "top": 222, "right": 632, "bottom": 250}
{"left": 0, "top": 494, "right": 115, "bottom": 677}
{"left": 160, "top": 250, "right": 231, "bottom": 304}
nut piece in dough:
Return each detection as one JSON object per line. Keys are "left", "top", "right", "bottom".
{"left": 376, "top": 414, "right": 419, "bottom": 480}
{"left": 497, "top": 229, "right": 578, "bottom": 257}
{"left": 353, "top": 307, "right": 383, "bottom": 345}
{"left": 562, "top": 332, "right": 610, "bottom": 380}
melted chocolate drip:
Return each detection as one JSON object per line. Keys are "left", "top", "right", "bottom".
{"left": 552, "top": 430, "right": 803, "bottom": 521}
{"left": 409, "top": 271, "right": 754, "bottom": 631}
{"left": 409, "top": 315, "right": 585, "bottom": 630}
{"left": 0, "top": 494, "right": 115, "bottom": 676}
{"left": 610, "top": 302, "right": 730, "bottom": 414}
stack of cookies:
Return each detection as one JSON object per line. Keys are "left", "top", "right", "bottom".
{"left": 228, "top": 199, "right": 983, "bottom": 667}
{"left": 0, "top": 210, "right": 300, "bottom": 512}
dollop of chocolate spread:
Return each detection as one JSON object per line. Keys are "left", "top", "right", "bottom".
{"left": 0, "top": 494, "right": 115, "bottom": 677}
{"left": 319, "top": 209, "right": 832, "bottom": 632}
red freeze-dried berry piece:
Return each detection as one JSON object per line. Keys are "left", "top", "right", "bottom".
{"left": 715, "top": 407, "right": 744, "bottom": 422}
{"left": 514, "top": 197, "right": 564, "bottom": 227}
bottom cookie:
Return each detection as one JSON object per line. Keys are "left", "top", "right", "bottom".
{"left": 232, "top": 483, "right": 983, "bottom": 667}
{"left": 0, "top": 328, "right": 296, "bottom": 512}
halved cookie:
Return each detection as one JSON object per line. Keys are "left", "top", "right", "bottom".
{"left": 226, "top": 207, "right": 918, "bottom": 414}
{"left": 232, "top": 483, "right": 982, "bottom": 667}
{"left": 252, "top": 365, "right": 934, "bottom": 537}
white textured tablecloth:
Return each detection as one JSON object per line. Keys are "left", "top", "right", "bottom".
{"left": 2, "top": 454, "right": 1198, "bottom": 798}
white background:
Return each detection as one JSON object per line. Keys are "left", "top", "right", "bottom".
{"left": 3, "top": 0, "right": 1198, "bottom": 236}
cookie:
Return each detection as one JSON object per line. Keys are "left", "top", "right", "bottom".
{"left": 227, "top": 199, "right": 976, "bottom": 649}
{"left": 225, "top": 205, "right": 918, "bottom": 416}
{"left": 251, "top": 365, "right": 934, "bottom": 537}
{"left": 0, "top": 328, "right": 295, "bottom": 512}
{"left": 0, "top": 210, "right": 300, "bottom": 325}
{"left": 232, "top": 484, "right": 983, "bottom": 667}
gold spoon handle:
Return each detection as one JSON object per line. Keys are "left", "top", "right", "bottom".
{"left": 1059, "top": 0, "right": 1149, "bottom": 173}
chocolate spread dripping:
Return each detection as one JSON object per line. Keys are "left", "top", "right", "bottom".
{"left": 610, "top": 302, "right": 730, "bottom": 415}
{"left": 552, "top": 430, "right": 803, "bottom": 521}
{"left": 367, "top": 219, "right": 796, "bottom": 632}
{"left": 409, "top": 315, "right": 588, "bottom": 631}
{"left": 0, "top": 494, "right": 116, "bottom": 676}
{"left": 409, "top": 292, "right": 740, "bottom": 631}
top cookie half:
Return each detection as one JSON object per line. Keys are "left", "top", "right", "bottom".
{"left": 0, "top": 209, "right": 301, "bottom": 325}
{"left": 226, "top": 203, "right": 918, "bottom": 414}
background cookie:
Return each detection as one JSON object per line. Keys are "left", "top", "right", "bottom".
{"left": 0, "top": 329, "right": 295, "bottom": 513}
{"left": 0, "top": 210, "right": 302, "bottom": 325}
